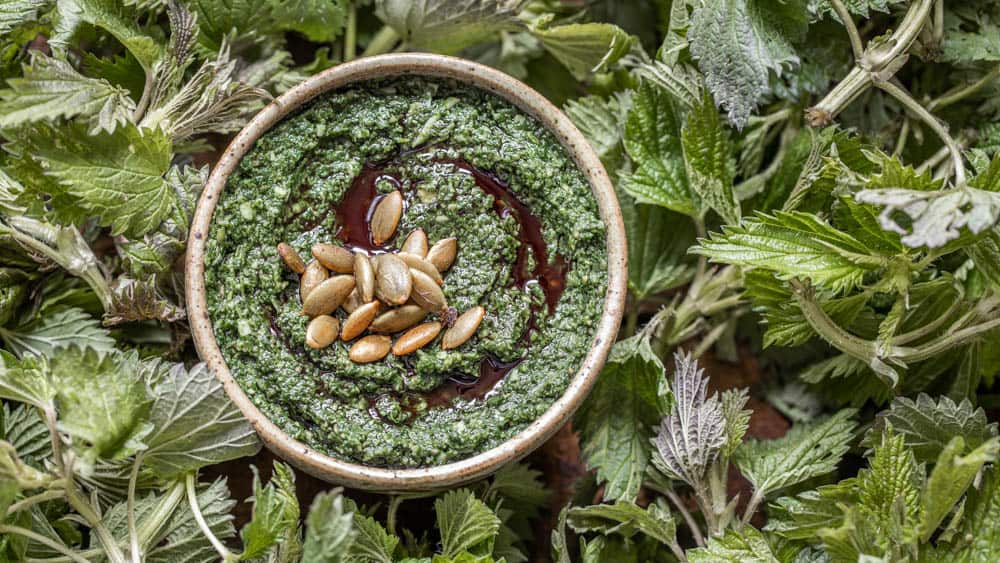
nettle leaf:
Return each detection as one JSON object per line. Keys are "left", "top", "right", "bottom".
{"left": 345, "top": 499, "right": 397, "bottom": 563}
{"left": 633, "top": 61, "right": 703, "bottom": 110}
{"left": 533, "top": 23, "right": 633, "bottom": 80}
{"left": 735, "top": 409, "right": 857, "bottom": 499}
{"left": 808, "top": 0, "right": 904, "bottom": 19}
{"left": 941, "top": 3, "right": 1000, "bottom": 63}
{"left": 436, "top": 489, "right": 501, "bottom": 558}
{"left": 578, "top": 335, "right": 668, "bottom": 503}
{"left": 375, "top": 0, "right": 527, "bottom": 53}
{"left": 12, "top": 121, "right": 176, "bottom": 238}
{"left": 682, "top": 90, "right": 739, "bottom": 224}
{"left": 622, "top": 82, "right": 697, "bottom": 216}
{"left": 564, "top": 94, "right": 627, "bottom": 171}
{"left": 0, "top": 306, "right": 114, "bottom": 358}
{"left": 105, "top": 277, "right": 186, "bottom": 325}
{"left": 721, "top": 388, "right": 751, "bottom": 459}
{"left": 765, "top": 480, "right": 857, "bottom": 540}
{"left": 863, "top": 393, "right": 999, "bottom": 463}
{"left": 857, "top": 426, "right": 922, "bottom": 543}
{"left": 54, "top": 0, "right": 162, "bottom": 71}
{"left": 688, "top": 0, "right": 808, "bottom": 128}
{"left": 968, "top": 229, "right": 1000, "bottom": 290}
{"left": 652, "top": 352, "right": 726, "bottom": 487}
{"left": 272, "top": 0, "right": 348, "bottom": 43}
{"left": 146, "top": 478, "right": 238, "bottom": 563}
{"left": 240, "top": 467, "right": 299, "bottom": 560}
{"left": 0, "top": 0, "right": 47, "bottom": 36}
{"left": 0, "top": 352, "right": 54, "bottom": 409}
{"left": 302, "top": 490, "right": 356, "bottom": 563}
{"left": 935, "top": 465, "right": 1000, "bottom": 561}
{"left": 856, "top": 155, "right": 1000, "bottom": 249}
{"left": 0, "top": 53, "right": 134, "bottom": 134}
{"left": 566, "top": 500, "right": 677, "bottom": 548}
{"left": 50, "top": 347, "right": 153, "bottom": 463}
{"left": 623, "top": 200, "right": 696, "bottom": 301}
{"left": 694, "top": 211, "right": 886, "bottom": 293}
{"left": 142, "top": 363, "right": 260, "bottom": 479}
{"left": 919, "top": 436, "right": 1000, "bottom": 542}
{"left": 687, "top": 526, "right": 778, "bottom": 562}
{"left": 2, "top": 404, "right": 51, "bottom": 468}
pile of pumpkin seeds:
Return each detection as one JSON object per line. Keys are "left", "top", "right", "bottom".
{"left": 277, "top": 190, "right": 485, "bottom": 363}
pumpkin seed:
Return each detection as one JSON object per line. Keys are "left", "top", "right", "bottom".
{"left": 302, "top": 275, "right": 355, "bottom": 317}
{"left": 300, "top": 260, "right": 328, "bottom": 301}
{"left": 370, "top": 304, "right": 428, "bottom": 334}
{"left": 426, "top": 237, "right": 457, "bottom": 272}
{"left": 278, "top": 242, "right": 306, "bottom": 274}
{"left": 354, "top": 253, "right": 375, "bottom": 302}
{"left": 375, "top": 254, "right": 412, "bottom": 305}
{"left": 342, "top": 289, "right": 363, "bottom": 314}
{"left": 441, "top": 306, "right": 485, "bottom": 350}
{"left": 371, "top": 190, "right": 403, "bottom": 245}
{"left": 341, "top": 301, "right": 379, "bottom": 341}
{"left": 410, "top": 269, "right": 447, "bottom": 312}
{"left": 401, "top": 229, "right": 428, "bottom": 257}
{"left": 305, "top": 315, "right": 340, "bottom": 349}
{"left": 399, "top": 252, "right": 444, "bottom": 285}
{"left": 349, "top": 335, "right": 391, "bottom": 363}
{"left": 312, "top": 243, "right": 354, "bottom": 273}
{"left": 391, "top": 322, "right": 442, "bottom": 356}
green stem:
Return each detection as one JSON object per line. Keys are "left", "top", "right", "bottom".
{"left": 740, "top": 491, "right": 765, "bottom": 528}
{"left": 0, "top": 525, "right": 90, "bottom": 563}
{"left": 132, "top": 71, "right": 155, "bottom": 124}
{"left": 807, "top": 65, "right": 871, "bottom": 126}
{"left": 624, "top": 306, "right": 639, "bottom": 337}
{"left": 387, "top": 495, "right": 403, "bottom": 537}
{"left": 127, "top": 453, "right": 144, "bottom": 563}
{"left": 6, "top": 489, "right": 66, "bottom": 517}
{"left": 928, "top": 64, "right": 1000, "bottom": 111}
{"left": 362, "top": 25, "right": 401, "bottom": 57}
{"left": 863, "top": 0, "right": 934, "bottom": 68}
{"left": 933, "top": 0, "right": 944, "bottom": 44}
{"left": 186, "top": 473, "right": 236, "bottom": 563}
{"left": 791, "top": 279, "right": 877, "bottom": 362}
{"left": 662, "top": 489, "right": 705, "bottom": 547}
{"left": 830, "top": 0, "right": 864, "bottom": 60}
{"left": 343, "top": 1, "right": 357, "bottom": 61}
{"left": 901, "top": 318, "right": 1000, "bottom": 363}
{"left": 876, "top": 80, "right": 966, "bottom": 185}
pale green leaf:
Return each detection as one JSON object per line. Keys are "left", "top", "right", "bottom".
{"left": 533, "top": 23, "right": 633, "bottom": 80}
{"left": 935, "top": 465, "right": 1000, "bottom": 561}
{"left": 735, "top": 409, "right": 857, "bottom": 498}
{"left": 0, "top": 351, "right": 55, "bottom": 409}
{"left": 765, "top": 480, "right": 857, "bottom": 539}
{"left": 919, "top": 437, "right": 1000, "bottom": 541}
{"left": 857, "top": 426, "right": 922, "bottom": 544}
{"left": 302, "top": 490, "right": 356, "bottom": 563}
{"left": 577, "top": 335, "right": 668, "bottom": 503}
{"left": 566, "top": 500, "right": 677, "bottom": 548}
{"left": 12, "top": 121, "right": 176, "bottom": 237}
{"left": 1, "top": 404, "right": 50, "bottom": 468}
{"left": 142, "top": 362, "right": 260, "bottom": 478}
{"left": 622, "top": 81, "right": 697, "bottom": 216}
{"left": 694, "top": 211, "right": 887, "bottom": 293}
{"left": 272, "top": 0, "right": 348, "bottom": 42}
{"left": 0, "top": 0, "right": 47, "bottom": 35}
{"left": 721, "top": 388, "right": 751, "bottom": 459}
{"left": 863, "top": 393, "right": 998, "bottom": 463}
{"left": 633, "top": 61, "right": 703, "bottom": 110}
{"left": 346, "top": 503, "right": 398, "bottom": 563}
{"left": 682, "top": 90, "right": 739, "bottom": 224}
{"left": 50, "top": 347, "right": 153, "bottom": 463}
{"left": 146, "top": 478, "right": 238, "bottom": 563}
{"left": 688, "top": 0, "right": 807, "bottom": 128}
{"left": 688, "top": 526, "right": 779, "bottom": 562}
{"left": 968, "top": 229, "right": 1000, "bottom": 290}
{"left": 375, "top": 0, "right": 527, "bottom": 53}
{"left": 0, "top": 306, "right": 114, "bottom": 358}
{"left": 436, "top": 489, "right": 501, "bottom": 558}
{"left": 0, "top": 53, "right": 134, "bottom": 134}
{"left": 240, "top": 467, "right": 299, "bottom": 559}
{"left": 564, "top": 94, "right": 625, "bottom": 171}
{"left": 808, "top": 0, "right": 903, "bottom": 18}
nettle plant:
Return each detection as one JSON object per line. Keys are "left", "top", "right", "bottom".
{"left": 565, "top": 0, "right": 1000, "bottom": 561}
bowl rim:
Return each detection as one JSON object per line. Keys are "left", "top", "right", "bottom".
{"left": 185, "top": 52, "right": 627, "bottom": 491}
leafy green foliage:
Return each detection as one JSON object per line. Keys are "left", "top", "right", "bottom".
{"left": 863, "top": 394, "right": 998, "bottom": 463}
{"left": 566, "top": 500, "right": 677, "bottom": 550}
{"left": 533, "top": 23, "right": 633, "bottom": 80}
{"left": 302, "top": 490, "right": 356, "bottom": 563}
{"left": 688, "top": 0, "right": 807, "bottom": 128}
{"left": 688, "top": 526, "right": 778, "bottom": 562}
{"left": 682, "top": 90, "right": 739, "bottom": 224}
{"left": 436, "top": 489, "right": 501, "bottom": 558}
{"left": 577, "top": 335, "right": 668, "bottom": 502}
{"left": 695, "top": 211, "right": 886, "bottom": 292}
{"left": 735, "top": 409, "right": 857, "bottom": 498}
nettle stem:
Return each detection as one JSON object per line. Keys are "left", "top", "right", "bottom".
{"left": 186, "top": 473, "right": 237, "bottom": 563}
{"left": 0, "top": 525, "right": 90, "bottom": 563}
{"left": 808, "top": 0, "right": 935, "bottom": 125}
{"left": 830, "top": 0, "right": 864, "bottom": 60}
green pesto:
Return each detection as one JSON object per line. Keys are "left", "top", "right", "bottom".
{"left": 204, "top": 78, "right": 607, "bottom": 468}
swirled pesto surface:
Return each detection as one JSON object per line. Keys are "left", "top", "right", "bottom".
{"left": 204, "top": 78, "right": 607, "bottom": 467}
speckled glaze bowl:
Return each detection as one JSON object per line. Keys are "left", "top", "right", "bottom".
{"left": 185, "top": 53, "right": 627, "bottom": 491}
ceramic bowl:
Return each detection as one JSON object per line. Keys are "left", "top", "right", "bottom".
{"left": 185, "top": 53, "right": 627, "bottom": 491}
